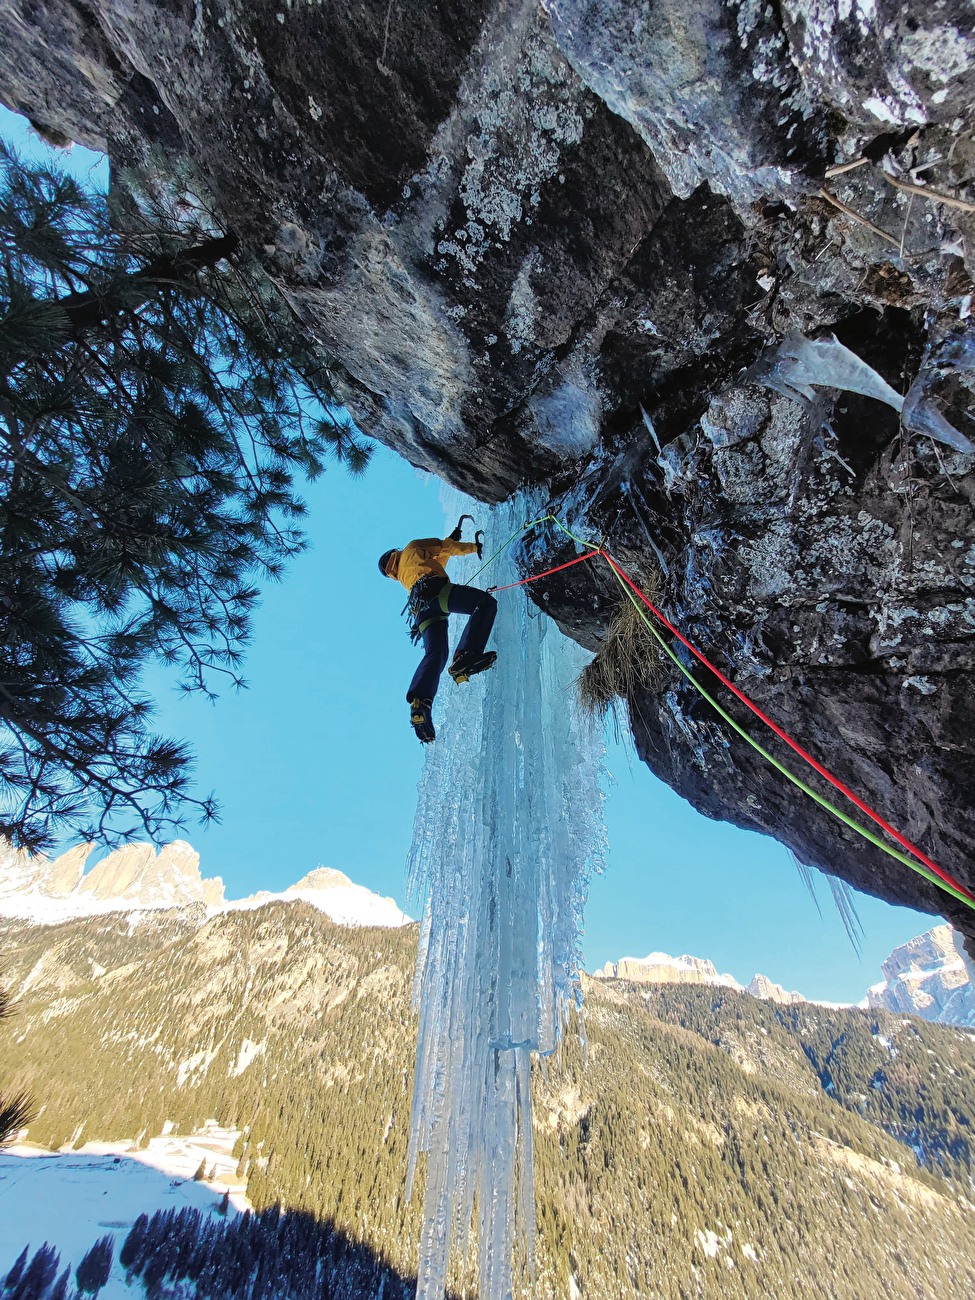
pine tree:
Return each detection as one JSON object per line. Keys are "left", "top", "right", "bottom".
{"left": 193, "top": 1159, "right": 207, "bottom": 1181}
{"left": 0, "top": 979, "right": 33, "bottom": 1143}
{"left": 3, "top": 1248, "right": 29, "bottom": 1291}
{"left": 0, "top": 144, "right": 371, "bottom": 853}
{"left": 74, "top": 1238, "right": 112, "bottom": 1296}
{"left": 9, "top": 1246, "right": 58, "bottom": 1300}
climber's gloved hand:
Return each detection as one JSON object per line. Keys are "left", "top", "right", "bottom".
{"left": 475, "top": 530, "right": 484, "bottom": 560}
{"left": 449, "top": 513, "right": 475, "bottom": 542}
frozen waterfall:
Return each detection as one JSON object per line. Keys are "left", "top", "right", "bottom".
{"left": 405, "top": 493, "right": 606, "bottom": 1300}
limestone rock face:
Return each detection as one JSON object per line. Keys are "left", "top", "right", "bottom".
{"left": 78, "top": 843, "right": 157, "bottom": 899}
{"left": 79, "top": 840, "right": 222, "bottom": 907}
{"left": 0, "top": 837, "right": 226, "bottom": 916}
{"left": 866, "top": 925, "right": 975, "bottom": 1026}
{"left": 44, "top": 843, "right": 91, "bottom": 895}
{"left": 747, "top": 973, "right": 804, "bottom": 1006}
{"left": 0, "top": 838, "right": 91, "bottom": 896}
{"left": 596, "top": 951, "right": 741, "bottom": 989}
{"left": 2, "top": 0, "right": 975, "bottom": 943}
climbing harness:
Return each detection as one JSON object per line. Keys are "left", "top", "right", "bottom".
{"left": 475, "top": 513, "right": 975, "bottom": 912}
{"left": 407, "top": 576, "right": 453, "bottom": 644}
{"left": 401, "top": 518, "right": 485, "bottom": 642}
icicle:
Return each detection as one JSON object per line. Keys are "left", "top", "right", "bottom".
{"left": 826, "top": 875, "right": 865, "bottom": 958}
{"left": 746, "top": 331, "right": 975, "bottom": 454}
{"left": 789, "top": 849, "right": 823, "bottom": 919}
{"left": 639, "top": 403, "right": 662, "bottom": 453}
{"left": 406, "top": 489, "right": 606, "bottom": 1300}
{"left": 901, "top": 382, "right": 974, "bottom": 452}
{"left": 901, "top": 333, "right": 975, "bottom": 454}
{"left": 745, "top": 332, "right": 904, "bottom": 409}
{"left": 789, "top": 851, "right": 864, "bottom": 956}
{"left": 623, "top": 482, "right": 670, "bottom": 577}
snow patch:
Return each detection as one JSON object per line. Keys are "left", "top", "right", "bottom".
{"left": 229, "top": 1038, "right": 267, "bottom": 1078}
{"left": 0, "top": 1127, "right": 249, "bottom": 1285}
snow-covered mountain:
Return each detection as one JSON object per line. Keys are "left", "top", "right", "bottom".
{"left": 0, "top": 839, "right": 411, "bottom": 929}
{"left": 592, "top": 952, "right": 804, "bottom": 1005}
{"left": 865, "top": 926, "right": 975, "bottom": 1027}
{"left": 225, "top": 866, "right": 412, "bottom": 929}
{"left": 593, "top": 927, "right": 975, "bottom": 1025}
{"left": 592, "top": 952, "right": 741, "bottom": 989}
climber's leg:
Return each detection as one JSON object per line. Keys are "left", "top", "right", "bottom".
{"left": 447, "top": 586, "right": 498, "bottom": 683}
{"left": 407, "top": 616, "right": 450, "bottom": 704}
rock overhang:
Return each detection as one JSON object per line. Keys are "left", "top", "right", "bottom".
{"left": 2, "top": 0, "right": 974, "bottom": 946}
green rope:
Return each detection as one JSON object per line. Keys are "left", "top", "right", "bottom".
{"left": 466, "top": 514, "right": 557, "bottom": 584}
{"left": 472, "top": 510, "right": 975, "bottom": 911}
{"left": 604, "top": 567, "right": 975, "bottom": 912}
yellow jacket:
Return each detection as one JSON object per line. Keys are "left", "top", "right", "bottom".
{"left": 388, "top": 537, "right": 478, "bottom": 592}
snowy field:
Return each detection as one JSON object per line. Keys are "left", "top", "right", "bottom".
{"left": 0, "top": 1125, "right": 250, "bottom": 1294}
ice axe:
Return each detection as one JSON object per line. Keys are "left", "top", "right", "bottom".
{"left": 449, "top": 513, "right": 476, "bottom": 541}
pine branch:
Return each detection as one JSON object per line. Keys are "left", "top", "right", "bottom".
{"left": 52, "top": 233, "right": 241, "bottom": 335}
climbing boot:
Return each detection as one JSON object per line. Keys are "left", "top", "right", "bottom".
{"left": 448, "top": 650, "right": 497, "bottom": 685}
{"left": 409, "top": 697, "right": 436, "bottom": 744}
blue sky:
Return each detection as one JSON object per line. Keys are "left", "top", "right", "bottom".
{"left": 1, "top": 107, "right": 938, "bottom": 1004}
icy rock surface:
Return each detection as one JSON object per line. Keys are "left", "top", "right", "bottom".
{"left": 902, "top": 335, "right": 975, "bottom": 454}
{"left": 405, "top": 493, "right": 606, "bottom": 1300}
{"left": 747, "top": 332, "right": 905, "bottom": 410}
{"left": 7, "top": 0, "right": 975, "bottom": 942}
{"left": 748, "top": 331, "right": 975, "bottom": 454}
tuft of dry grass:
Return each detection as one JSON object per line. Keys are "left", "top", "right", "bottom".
{"left": 576, "top": 591, "right": 668, "bottom": 718}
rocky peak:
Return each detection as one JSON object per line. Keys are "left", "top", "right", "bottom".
{"left": 594, "top": 951, "right": 742, "bottom": 989}
{"left": 287, "top": 867, "right": 354, "bottom": 892}
{"left": 594, "top": 924, "right": 975, "bottom": 1025}
{"left": 746, "top": 973, "right": 804, "bottom": 1006}
{"left": 0, "top": 837, "right": 225, "bottom": 917}
{"left": 77, "top": 840, "right": 225, "bottom": 907}
{"left": 866, "top": 925, "right": 975, "bottom": 1026}
{"left": 594, "top": 950, "right": 808, "bottom": 1005}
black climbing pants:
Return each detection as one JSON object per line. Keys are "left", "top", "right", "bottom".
{"left": 407, "top": 583, "right": 497, "bottom": 703}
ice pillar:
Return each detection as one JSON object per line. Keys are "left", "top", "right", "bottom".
{"left": 406, "top": 493, "right": 606, "bottom": 1300}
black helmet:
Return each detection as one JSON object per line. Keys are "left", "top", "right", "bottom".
{"left": 378, "top": 549, "right": 397, "bottom": 577}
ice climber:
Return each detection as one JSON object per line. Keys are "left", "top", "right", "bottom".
{"left": 379, "top": 515, "right": 498, "bottom": 744}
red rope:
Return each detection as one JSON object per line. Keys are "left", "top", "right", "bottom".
{"left": 599, "top": 552, "right": 974, "bottom": 903}
{"left": 491, "top": 540, "right": 973, "bottom": 903}
{"left": 486, "top": 549, "right": 599, "bottom": 593}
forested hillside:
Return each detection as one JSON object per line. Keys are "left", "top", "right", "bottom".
{"left": 2, "top": 907, "right": 974, "bottom": 1299}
